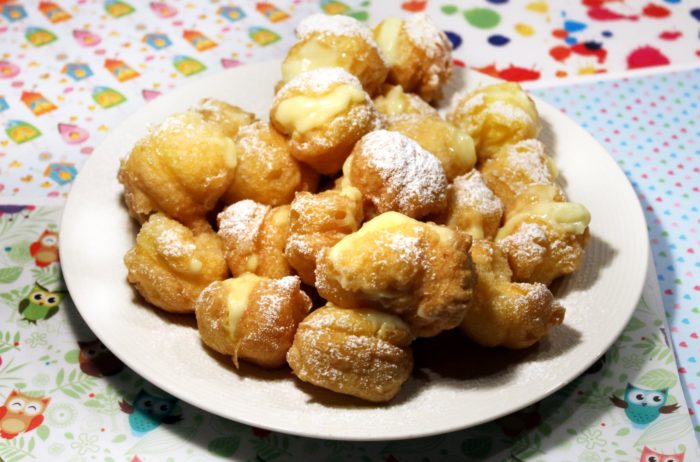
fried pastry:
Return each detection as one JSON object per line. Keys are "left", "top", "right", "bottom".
{"left": 195, "top": 274, "right": 311, "bottom": 368}
{"left": 281, "top": 14, "right": 388, "bottom": 96}
{"left": 372, "top": 14, "right": 452, "bottom": 102}
{"left": 316, "top": 211, "right": 474, "bottom": 337}
{"left": 285, "top": 186, "right": 364, "bottom": 285}
{"left": 441, "top": 170, "right": 504, "bottom": 240}
{"left": 124, "top": 213, "right": 229, "bottom": 313}
{"left": 218, "top": 200, "right": 293, "bottom": 279}
{"left": 222, "top": 122, "right": 319, "bottom": 206}
{"left": 345, "top": 130, "right": 448, "bottom": 219}
{"left": 495, "top": 200, "right": 591, "bottom": 285}
{"left": 386, "top": 114, "right": 476, "bottom": 181}
{"left": 287, "top": 304, "right": 413, "bottom": 402}
{"left": 270, "top": 68, "right": 381, "bottom": 175}
{"left": 480, "top": 139, "right": 563, "bottom": 215}
{"left": 460, "top": 239, "right": 565, "bottom": 349}
{"left": 118, "top": 111, "right": 237, "bottom": 226}
{"left": 448, "top": 82, "right": 540, "bottom": 162}
{"left": 194, "top": 98, "right": 256, "bottom": 138}
{"left": 373, "top": 84, "right": 437, "bottom": 120}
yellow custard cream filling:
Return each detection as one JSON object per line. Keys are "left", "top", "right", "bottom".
{"left": 223, "top": 274, "right": 261, "bottom": 335}
{"left": 222, "top": 138, "right": 237, "bottom": 169}
{"left": 497, "top": 202, "right": 591, "bottom": 239}
{"left": 281, "top": 41, "right": 341, "bottom": 82}
{"left": 449, "top": 127, "right": 477, "bottom": 169}
{"left": 374, "top": 17, "right": 403, "bottom": 65}
{"left": 276, "top": 84, "right": 365, "bottom": 134}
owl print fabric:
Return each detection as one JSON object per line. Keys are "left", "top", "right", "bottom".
{"left": 1, "top": 0, "right": 700, "bottom": 460}
{"left": 0, "top": 206, "right": 698, "bottom": 460}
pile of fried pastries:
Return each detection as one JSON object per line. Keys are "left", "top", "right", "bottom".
{"left": 119, "top": 13, "right": 591, "bottom": 403}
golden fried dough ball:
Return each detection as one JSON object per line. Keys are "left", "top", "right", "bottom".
{"left": 118, "top": 111, "right": 237, "bottom": 226}
{"left": 285, "top": 186, "right": 363, "bottom": 285}
{"left": 124, "top": 213, "right": 229, "bottom": 313}
{"left": 448, "top": 82, "right": 540, "bottom": 162}
{"left": 460, "top": 240, "right": 565, "bottom": 349}
{"left": 373, "top": 84, "right": 437, "bottom": 120}
{"left": 442, "top": 170, "right": 504, "bottom": 240}
{"left": 270, "top": 68, "right": 381, "bottom": 175}
{"left": 281, "top": 14, "right": 388, "bottom": 96}
{"left": 316, "top": 212, "right": 474, "bottom": 337}
{"left": 287, "top": 304, "right": 413, "bottom": 402}
{"left": 345, "top": 130, "right": 448, "bottom": 219}
{"left": 222, "top": 122, "right": 319, "bottom": 206}
{"left": 496, "top": 201, "right": 591, "bottom": 285}
{"left": 194, "top": 98, "right": 256, "bottom": 138}
{"left": 217, "top": 200, "right": 292, "bottom": 279}
{"left": 480, "top": 139, "right": 563, "bottom": 215}
{"left": 386, "top": 114, "right": 476, "bottom": 181}
{"left": 195, "top": 274, "right": 311, "bottom": 368}
{"left": 372, "top": 14, "right": 452, "bottom": 102}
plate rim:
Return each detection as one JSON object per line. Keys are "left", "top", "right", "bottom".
{"left": 59, "top": 60, "right": 649, "bottom": 441}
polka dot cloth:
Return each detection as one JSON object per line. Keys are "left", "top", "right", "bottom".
{"left": 532, "top": 68, "right": 700, "bottom": 438}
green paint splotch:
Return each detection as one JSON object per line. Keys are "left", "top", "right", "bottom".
{"left": 441, "top": 5, "right": 458, "bottom": 15}
{"left": 464, "top": 8, "right": 501, "bottom": 29}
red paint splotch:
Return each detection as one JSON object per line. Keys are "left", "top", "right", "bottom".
{"left": 583, "top": 0, "right": 639, "bottom": 21}
{"left": 474, "top": 64, "right": 540, "bottom": 82}
{"left": 627, "top": 45, "right": 670, "bottom": 69}
{"left": 549, "top": 41, "right": 608, "bottom": 64}
{"left": 659, "top": 30, "right": 682, "bottom": 40}
{"left": 643, "top": 3, "right": 670, "bottom": 18}
{"left": 401, "top": 0, "right": 426, "bottom": 12}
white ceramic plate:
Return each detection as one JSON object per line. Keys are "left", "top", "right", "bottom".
{"left": 60, "top": 61, "right": 648, "bottom": 441}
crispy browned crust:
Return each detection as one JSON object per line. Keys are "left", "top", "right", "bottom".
{"left": 124, "top": 214, "right": 229, "bottom": 313}
{"left": 315, "top": 213, "right": 474, "bottom": 337}
{"left": 270, "top": 80, "right": 381, "bottom": 175}
{"left": 287, "top": 305, "right": 413, "bottom": 402}
{"left": 117, "top": 110, "right": 238, "bottom": 226}
{"left": 195, "top": 275, "right": 312, "bottom": 369}
{"left": 285, "top": 189, "right": 364, "bottom": 285}
{"left": 460, "top": 240, "right": 565, "bottom": 349}
{"left": 281, "top": 34, "right": 388, "bottom": 96}
{"left": 223, "top": 122, "right": 319, "bottom": 206}
{"left": 218, "top": 203, "right": 293, "bottom": 279}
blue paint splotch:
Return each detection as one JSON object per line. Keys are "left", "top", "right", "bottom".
{"left": 486, "top": 0, "right": 509, "bottom": 4}
{"left": 691, "top": 8, "right": 700, "bottom": 22}
{"left": 564, "top": 20, "right": 587, "bottom": 33}
{"left": 444, "top": 31, "right": 462, "bottom": 50}
{"left": 487, "top": 34, "right": 510, "bottom": 46}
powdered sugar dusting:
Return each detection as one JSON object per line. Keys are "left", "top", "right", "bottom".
{"left": 217, "top": 200, "right": 269, "bottom": 247}
{"left": 512, "top": 282, "right": 551, "bottom": 314}
{"left": 451, "top": 170, "right": 504, "bottom": 216}
{"left": 404, "top": 13, "right": 449, "bottom": 59}
{"left": 359, "top": 130, "right": 447, "bottom": 211}
{"left": 156, "top": 228, "right": 195, "bottom": 258}
{"left": 500, "top": 139, "right": 553, "bottom": 188}
{"left": 489, "top": 100, "right": 532, "bottom": 125}
{"left": 497, "top": 222, "right": 548, "bottom": 262}
{"left": 296, "top": 13, "right": 374, "bottom": 44}
{"left": 275, "top": 67, "right": 363, "bottom": 100}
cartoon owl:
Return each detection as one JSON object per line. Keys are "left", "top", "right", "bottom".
{"left": 18, "top": 282, "right": 66, "bottom": 323}
{"left": 30, "top": 229, "right": 59, "bottom": 267}
{"left": 640, "top": 446, "right": 685, "bottom": 462}
{"left": 78, "top": 339, "right": 124, "bottom": 377}
{"left": 0, "top": 390, "right": 51, "bottom": 439}
{"left": 119, "top": 388, "right": 182, "bottom": 436}
{"left": 610, "top": 383, "right": 679, "bottom": 428}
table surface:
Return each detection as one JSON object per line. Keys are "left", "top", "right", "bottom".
{"left": 0, "top": 1, "right": 699, "bottom": 460}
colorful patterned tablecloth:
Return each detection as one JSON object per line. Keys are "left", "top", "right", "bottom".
{"left": 1, "top": 1, "right": 699, "bottom": 460}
